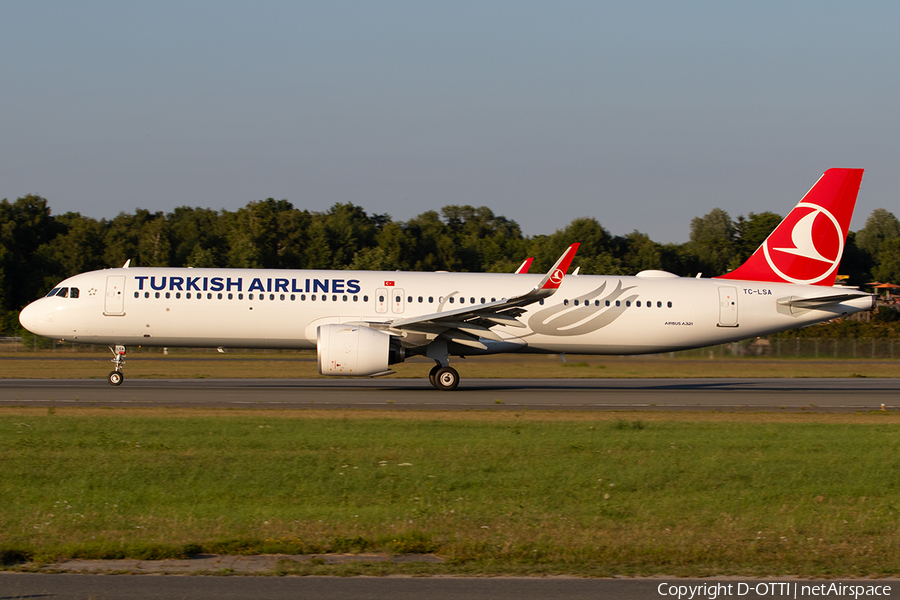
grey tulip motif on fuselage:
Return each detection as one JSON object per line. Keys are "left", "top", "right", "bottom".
{"left": 524, "top": 280, "right": 638, "bottom": 337}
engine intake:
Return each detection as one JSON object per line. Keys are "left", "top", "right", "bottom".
{"left": 317, "top": 324, "right": 404, "bottom": 376}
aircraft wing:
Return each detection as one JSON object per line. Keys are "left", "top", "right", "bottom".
{"left": 372, "top": 244, "right": 579, "bottom": 349}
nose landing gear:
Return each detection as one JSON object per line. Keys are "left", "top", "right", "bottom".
{"left": 108, "top": 345, "right": 126, "bottom": 386}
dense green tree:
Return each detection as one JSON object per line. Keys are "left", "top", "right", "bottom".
{"left": 350, "top": 221, "right": 404, "bottom": 271}
{"left": 856, "top": 208, "right": 900, "bottom": 257}
{"left": 34, "top": 212, "right": 107, "bottom": 291}
{"left": 621, "top": 231, "right": 663, "bottom": 274}
{"left": 837, "top": 231, "right": 871, "bottom": 286}
{"left": 322, "top": 203, "right": 385, "bottom": 268}
{"left": 103, "top": 209, "right": 171, "bottom": 268}
{"left": 872, "top": 238, "right": 900, "bottom": 283}
{"left": 536, "top": 217, "right": 619, "bottom": 274}
{"left": 733, "top": 211, "right": 782, "bottom": 265}
{"left": 441, "top": 205, "right": 525, "bottom": 272}
{"left": 168, "top": 207, "right": 227, "bottom": 267}
{"left": 686, "top": 208, "right": 735, "bottom": 276}
{"left": 401, "top": 210, "right": 454, "bottom": 271}
{"left": 0, "top": 195, "right": 63, "bottom": 310}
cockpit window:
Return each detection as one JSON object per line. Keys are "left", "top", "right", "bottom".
{"left": 44, "top": 286, "right": 78, "bottom": 298}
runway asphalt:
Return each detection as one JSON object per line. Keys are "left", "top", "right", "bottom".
{"left": 0, "top": 377, "right": 895, "bottom": 411}
{"left": 2, "top": 574, "right": 899, "bottom": 600}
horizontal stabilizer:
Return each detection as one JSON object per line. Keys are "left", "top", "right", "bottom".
{"left": 777, "top": 292, "right": 873, "bottom": 309}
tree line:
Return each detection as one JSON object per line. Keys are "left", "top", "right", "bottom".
{"left": 2, "top": 194, "right": 900, "bottom": 335}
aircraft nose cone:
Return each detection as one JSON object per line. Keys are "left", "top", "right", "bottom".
{"left": 19, "top": 301, "right": 49, "bottom": 336}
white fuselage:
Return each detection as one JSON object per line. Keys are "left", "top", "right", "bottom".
{"left": 19, "top": 267, "right": 873, "bottom": 355}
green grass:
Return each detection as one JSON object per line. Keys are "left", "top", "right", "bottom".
{"left": 2, "top": 410, "right": 900, "bottom": 576}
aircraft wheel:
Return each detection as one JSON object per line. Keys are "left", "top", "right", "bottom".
{"left": 433, "top": 366, "right": 460, "bottom": 391}
{"left": 428, "top": 365, "right": 441, "bottom": 387}
{"left": 108, "top": 371, "right": 124, "bottom": 386}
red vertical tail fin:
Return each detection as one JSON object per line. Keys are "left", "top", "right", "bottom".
{"left": 716, "top": 168, "right": 863, "bottom": 286}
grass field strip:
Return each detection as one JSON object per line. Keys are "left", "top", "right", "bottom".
{"left": 2, "top": 409, "right": 899, "bottom": 576}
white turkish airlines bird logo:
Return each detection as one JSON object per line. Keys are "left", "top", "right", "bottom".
{"left": 549, "top": 269, "right": 565, "bottom": 285}
{"left": 762, "top": 202, "right": 843, "bottom": 284}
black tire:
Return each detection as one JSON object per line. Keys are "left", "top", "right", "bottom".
{"left": 428, "top": 365, "right": 441, "bottom": 387}
{"left": 433, "top": 366, "right": 460, "bottom": 391}
{"left": 108, "top": 371, "right": 124, "bottom": 386}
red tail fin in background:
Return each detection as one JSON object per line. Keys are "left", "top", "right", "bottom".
{"left": 716, "top": 168, "right": 864, "bottom": 286}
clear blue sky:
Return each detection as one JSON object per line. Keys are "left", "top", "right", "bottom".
{"left": 2, "top": 1, "right": 897, "bottom": 243}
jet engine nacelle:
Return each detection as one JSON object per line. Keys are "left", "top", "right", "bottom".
{"left": 316, "top": 324, "right": 404, "bottom": 377}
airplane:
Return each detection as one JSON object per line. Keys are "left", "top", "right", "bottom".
{"left": 18, "top": 168, "right": 874, "bottom": 391}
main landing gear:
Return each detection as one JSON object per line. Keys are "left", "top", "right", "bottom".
{"left": 108, "top": 345, "right": 126, "bottom": 386}
{"left": 428, "top": 363, "right": 460, "bottom": 391}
